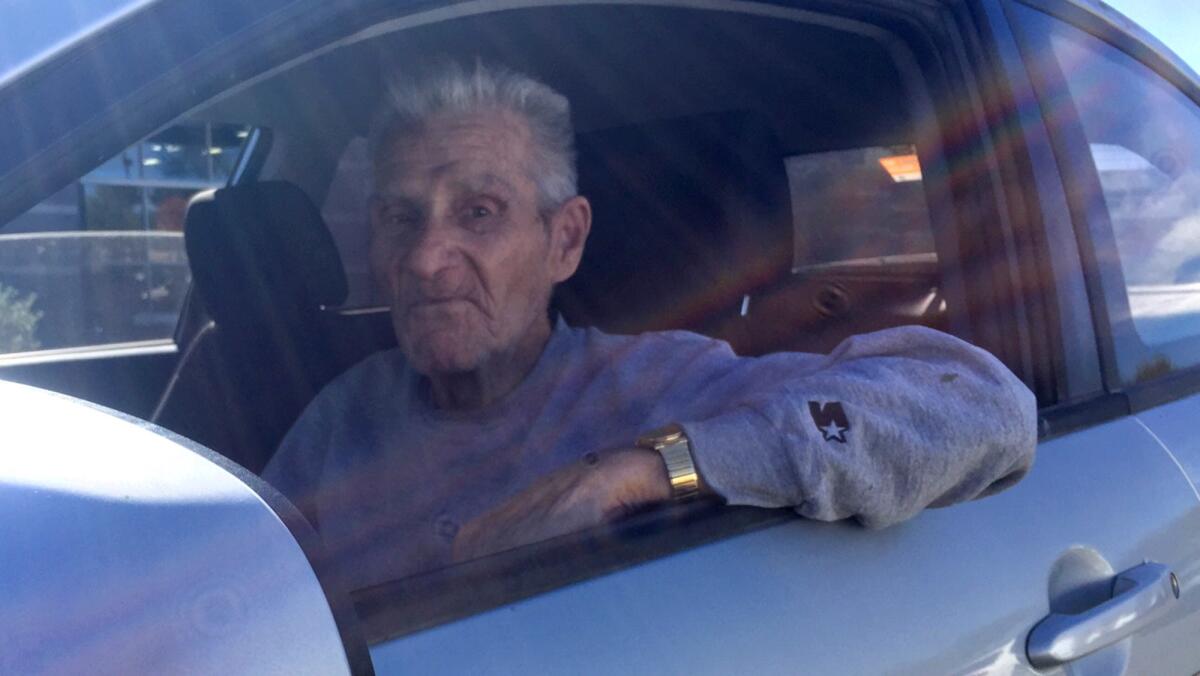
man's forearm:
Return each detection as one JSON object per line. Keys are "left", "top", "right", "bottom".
{"left": 679, "top": 326, "right": 1037, "bottom": 528}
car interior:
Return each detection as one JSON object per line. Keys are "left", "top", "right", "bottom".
{"left": 110, "top": 5, "right": 952, "bottom": 475}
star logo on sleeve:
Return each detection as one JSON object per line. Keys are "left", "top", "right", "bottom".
{"left": 808, "top": 401, "right": 850, "bottom": 443}
{"left": 819, "top": 420, "right": 849, "bottom": 443}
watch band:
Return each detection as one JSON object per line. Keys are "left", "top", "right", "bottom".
{"left": 636, "top": 424, "right": 701, "bottom": 501}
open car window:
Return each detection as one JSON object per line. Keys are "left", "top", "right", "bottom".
{"left": 231, "top": 2, "right": 987, "bottom": 639}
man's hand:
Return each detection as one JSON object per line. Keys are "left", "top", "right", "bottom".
{"left": 452, "top": 448, "right": 672, "bottom": 562}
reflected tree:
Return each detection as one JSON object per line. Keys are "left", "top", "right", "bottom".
{"left": 1135, "top": 354, "right": 1173, "bottom": 383}
{"left": 0, "top": 282, "right": 42, "bottom": 353}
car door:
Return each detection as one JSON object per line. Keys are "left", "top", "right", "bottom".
{"left": 364, "top": 425, "right": 1199, "bottom": 674}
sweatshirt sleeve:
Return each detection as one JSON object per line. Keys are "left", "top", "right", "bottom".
{"left": 672, "top": 325, "right": 1037, "bottom": 529}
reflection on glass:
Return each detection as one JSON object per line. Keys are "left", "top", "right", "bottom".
{"left": 0, "top": 121, "right": 254, "bottom": 355}
{"left": 149, "top": 188, "right": 201, "bottom": 233}
{"left": 87, "top": 150, "right": 140, "bottom": 182}
{"left": 211, "top": 124, "right": 252, "bottom": 180}
{"left": 0, "top": 278, "right": 42, "bottom": 353}
{"left": 0, "top": 232, "right": 189, "bottom": 354}
{"left": 140, "top": 124, "right": 213, "bottom": 184}
{"left": 83, "top": 184, "right": 143, "bottom": 232}
{"left": 785, "top": 145, "right": 935, "bottom": 271}
{"left": 1050, "top": 29, "right": 1200, "bottom": 359}
{"left": 2, "top": 185, "right": 82, "bottom": 234}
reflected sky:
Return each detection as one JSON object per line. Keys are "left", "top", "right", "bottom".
{"left": 1106, "top": 0, "right": 1200, "bottom": 75}
{"left": 0, "top": 0, "right": 156, "bottom": 83}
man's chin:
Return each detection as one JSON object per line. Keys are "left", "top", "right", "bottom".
{"left": 402, "top": 340, "right": 486, "bottom": 375}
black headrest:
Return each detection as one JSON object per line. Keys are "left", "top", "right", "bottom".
{"left": 185, "top": 181, "right": 348, "bottom": 332}
{"left": 557, "top": 110, "right": 792, "bottom": 333}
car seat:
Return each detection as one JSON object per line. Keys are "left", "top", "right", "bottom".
{"left": 150, "top": 181, "right": 388, "bottom": 474}
{"left": 557, "top": 110, "right": 794, "bottom": 353}
{"left": 560, "top": 109, "right": 946, "bottom": 356}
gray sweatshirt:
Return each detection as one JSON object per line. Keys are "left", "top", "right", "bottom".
{"left": 263, "top": 322, "right": 1036, "bottom": 589}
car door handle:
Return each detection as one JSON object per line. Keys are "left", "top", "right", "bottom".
{"left": 1026, "top": 561, "right": 1180, "bottom": 669}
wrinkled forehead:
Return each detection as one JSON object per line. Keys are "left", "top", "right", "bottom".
{"left": 374, "top": 109, "right": 537, "bottom": 194}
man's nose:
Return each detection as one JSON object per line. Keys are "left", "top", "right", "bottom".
{"left": 402, "top": 218, "right": 459, "bottom": 283}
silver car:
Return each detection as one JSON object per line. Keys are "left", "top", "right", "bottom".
{"left": 3, "top": 0, "right": 1200, "bottom": 673}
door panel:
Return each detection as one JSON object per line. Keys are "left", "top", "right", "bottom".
{"left": 1136, "top": 392, "right": 1200, "bottom": 518}
{"left": 368, "top": 419, "right": 1200, "bottom": 674}
{"left": 0, "top": 349, "right": 177, "bottom": 420}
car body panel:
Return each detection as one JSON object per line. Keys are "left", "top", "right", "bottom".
{"left": 0, "top": 380, "right": 350, "bottom": 675}
{"left": 369, "top": 419, "right": 1200, "bottom": 674}
{"left": 1135, "top": 395, "right": 1200, "bottom": 507}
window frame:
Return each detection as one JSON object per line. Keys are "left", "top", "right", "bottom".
{"left": 965, "top": 0, "right": 1108, "bottom": 419}
{"left": 1007, "top": 0, "right": 1200, "bottom": 414}
{"left": 937, "top": 0, "right": 1074, "bottom": 412}
{"left": 297, "top": 0, "right": 1034, "bottom": 641}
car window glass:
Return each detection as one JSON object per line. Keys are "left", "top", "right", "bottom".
{"left": 0, "top": 122, "right": 254, "bottom": 355}
{"left": 1022, "top": 6, "right": 1200, "bottom": 383}
{"left": 786, "top": 145, "right": 936, "bottom": 271}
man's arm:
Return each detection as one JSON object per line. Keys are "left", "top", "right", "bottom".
{"left": 676, "top": 325, "right": 1037, "bottom": 528}
{"left": 453, "top": 325, "right": 1037, "bottom": 558}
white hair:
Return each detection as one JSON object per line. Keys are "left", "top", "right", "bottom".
{"left": 368, "top": 61, "right": 578, "bottom": 212}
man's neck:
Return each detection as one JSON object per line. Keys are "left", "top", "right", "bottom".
{"left": 428, "top": 317, "right": 553, "bottom": 410}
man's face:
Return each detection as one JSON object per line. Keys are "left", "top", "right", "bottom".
{"left": 369, "top": 108, "right": 561, "bottom": 375}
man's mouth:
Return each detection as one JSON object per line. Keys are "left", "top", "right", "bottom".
{"left": 405, "top": 297, "right": 477, "bottom": 317}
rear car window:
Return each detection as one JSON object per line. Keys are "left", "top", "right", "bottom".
{"left": 0, "top": 122, "right": 256, "bottom": 356}
{"left": 1018, "top": 4, "right": 1200, "bottom": 384}
{"left": 786, "top": 145, "right": 936, "bottom": 271}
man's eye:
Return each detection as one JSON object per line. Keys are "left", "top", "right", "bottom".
{"left": 468, "top": 205, "right": 493, "bottom": 219}
{"left": 386, "top": 213, "right": 418, "bottom": 228}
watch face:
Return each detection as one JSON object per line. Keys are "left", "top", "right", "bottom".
{"left": 638, "top": 424, "right": 684, "bottom": 448}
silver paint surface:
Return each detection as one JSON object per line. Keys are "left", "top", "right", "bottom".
{"left": 370, "top": 418, "right": 1200, "bottom": 675}
{"left": 0, "top": 380, "right": 350, "bottom": 675}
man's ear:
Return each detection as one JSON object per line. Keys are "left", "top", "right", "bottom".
{"left": 547, "top": 195, "right": 592, "bottom": 284}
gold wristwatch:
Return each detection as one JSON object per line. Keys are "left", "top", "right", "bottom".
{"left": 636, "top": 423, "right": 701, "bottom": 501}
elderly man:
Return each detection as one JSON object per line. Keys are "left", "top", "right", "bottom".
{"left": 263, "top": 62, "right": 1036, "bottom": 590}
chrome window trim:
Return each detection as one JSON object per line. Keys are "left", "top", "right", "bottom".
{"left": 0, "top": 338, "right": 177, "bottom": 368}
